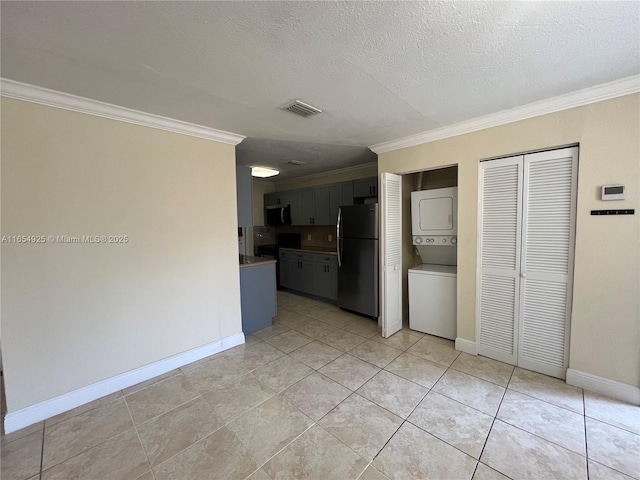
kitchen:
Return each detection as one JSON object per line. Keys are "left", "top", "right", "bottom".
{"left": 237, "top": 160, "right": 461, "bottom": 349}
{"left": 237, "top": 162, "right": 382, "bottom": 334}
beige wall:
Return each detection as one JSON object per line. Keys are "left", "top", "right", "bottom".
{"left": 379, "top": 94, "right": 640, "bottom": 388}
{"left": 1, "top": 98, "right": 242, "bottom": 411}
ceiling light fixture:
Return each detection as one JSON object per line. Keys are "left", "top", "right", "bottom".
{"left": 251, "top": 166, "right": 280, "bottom": 178}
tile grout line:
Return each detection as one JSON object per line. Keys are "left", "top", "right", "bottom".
{"left": 473, "top": 365, "right": 516, "bottom": 478}
{"left": 583, "top": 389, "right": 590, "bottom": 480}
{"left": 504, "top": 384, "right": 585, "bottom": 416}
{"left": 582, "top": 411, "right": 640, "bottom": 437}
{"left": 400, "top": 357, "right": 504, "bottom": 473}
{"left": 37, "top": 423, "right": 141, "bottom": 474}
{"left": 122, "top": 395, "right": 155, "bottom": 478}
{"left": 38, "top": 421, "right": 45, "bottom": 480}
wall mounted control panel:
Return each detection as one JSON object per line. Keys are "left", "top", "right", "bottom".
{"left": 413, "top": 235, "right": 457, "bottom": 246}
{"left": 601, "top": 184, "right": 625, "bottom": 201}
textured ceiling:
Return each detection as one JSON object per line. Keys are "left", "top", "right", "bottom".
{"left": 2, "top": 1, "right": 639, "bottom": 182}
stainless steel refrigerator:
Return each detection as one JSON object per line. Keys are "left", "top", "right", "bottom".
{"left": 337, "top": 204, "right": 379, "bottom": 318}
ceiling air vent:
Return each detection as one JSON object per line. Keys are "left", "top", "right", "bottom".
{"left": 286, "top": 160, "right": 306, "bottom": 166}
{"left": 281, "top": 100, "right": 322, "bottom": 118}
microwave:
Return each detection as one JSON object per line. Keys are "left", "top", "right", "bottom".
{"left": 411, "top": 187, "right": 458, "bottom": 245}
{"left": 266, "top": 205, "right": 292, "bottom": 226}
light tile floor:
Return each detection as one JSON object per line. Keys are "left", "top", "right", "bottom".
{"left": 2, "top": 290, "right": 639, "bottom": 479}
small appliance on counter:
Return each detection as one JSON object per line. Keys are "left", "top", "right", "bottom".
{"left": 408, "top": 186, "right": 458, "bottom": 339}
{"left": 337, "top": 204, "right": 379, "bottom": 319}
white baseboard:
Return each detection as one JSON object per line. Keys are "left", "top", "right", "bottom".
{"left": 566, "top": 368, "right": 640, "bottom": 405}
{"left": 455, "top": 338, "right": 477, "bottom": 355}
{"left": 4, "top": 332, "right": 245, "bottom": 434}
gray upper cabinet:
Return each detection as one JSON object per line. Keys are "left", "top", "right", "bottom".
{"left": 236, "top": 166, "right": 253, "bottom": 227}
{"left": 353, "top": 177, "right": 378, "bottom": 198}
{"left": 312, "top": 185, "right": 332, "bottom": 225}
{"left": 264, "top": 192, "right": 279, "bottom": 206}
{"left": 264, "top": 176, "right": 372, "bottom": 226}
{"left": 281, "top": 190, "right": 302, "bottom": 224}
{"left": 301, "top": 184, "right": 348, "bottom": 225}
{"left": 299, "top": 188, "right": 314, "bottom": 225}
{"left": 330, "top": 181, "right": 354, "bottom": 225}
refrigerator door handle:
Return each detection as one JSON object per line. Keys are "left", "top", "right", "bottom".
{"left": 337, "top": 207, "right": 342, "bottom": 268}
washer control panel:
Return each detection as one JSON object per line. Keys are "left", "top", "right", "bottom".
{"left": 413, "top": 235, "right": 457, "bottom": 246}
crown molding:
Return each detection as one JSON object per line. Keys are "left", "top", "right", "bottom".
{"left": 370, "top": 74, "right": 640, "bottom": 155}
{"left": 276, "top": 161, "right": 378, "bottom": 186}
{"left": 0, "top": 78, "right": 246, "bottom": 146}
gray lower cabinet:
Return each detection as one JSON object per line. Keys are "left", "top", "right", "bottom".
{"left": 240, "top": 262, "right": 277, "bottom": 334}
{"left": 279, "top": 251, "right": 297, "bottom": 289}
{"left": 312, "top": 256, "right": 338, "bottom": 300}
{"left": 279, "top": 250, "right": 338, "bottom": 301}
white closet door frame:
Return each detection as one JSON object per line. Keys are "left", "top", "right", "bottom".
{"left": 380, "top": 172, "right": 403, "bottom": 338}
{"left": 477, "top": 156, "right": 524, "bottom": 365}
{"left": 517, "top": 147, "right": 578, "bottom": 378}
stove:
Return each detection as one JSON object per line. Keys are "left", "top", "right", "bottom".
{"left": 255, "top": 233, "right": 301, "bottom": 289}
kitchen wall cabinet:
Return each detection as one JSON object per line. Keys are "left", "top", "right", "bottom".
{"left": 236, "top": 165, "right": 253, "bottom": 227}
{"left": 329, "top": 181, "right": 354, "bottom": 225}
{"left": 264, "top": 190, "right": 302, "bottom": 224}
{"left": 281, "top": 190, "right": 302, "bottom": 224}
{"left": 299, "top": 185, "right": 332, "bottom": 225}
{"left": 312, "top": 185, "right": 332, "bottom": 225}
{"left": 299, "top": 188, "right": 315, "bottom": 225}
{"left": 264, "top": 177, "right": 369, "bottom": 226}
{"left": 353, "top": 177, "right": 377, "bottom": 198}
{"left": 279, "top": 250, "right": 338, "bottom": 300}
{"left": 264, "top": 192, "right": 279, "bottom": 206}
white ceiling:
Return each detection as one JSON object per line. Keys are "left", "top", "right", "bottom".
{"left": 2, "top": 1, "right": 638, "bottom": 182}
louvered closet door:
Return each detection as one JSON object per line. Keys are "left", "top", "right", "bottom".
{"left": 478, "top": 157, "right": 524, "bottom": 365}
{"left": 381, "top": 172, "right": 403, "bottom": 338}
{"left": 517, "top": 147, "right": 577, "bottom": 379}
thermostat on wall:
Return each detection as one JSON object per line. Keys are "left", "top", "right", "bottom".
{"left": 601, "top": 185, "right": 625, "bottom": 201}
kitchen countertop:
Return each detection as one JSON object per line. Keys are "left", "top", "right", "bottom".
{"left": 279, "top": 247, "right": 338, "bottom": 255}
{"left": 239, "top": 254, "right": 277, "bottom": 268}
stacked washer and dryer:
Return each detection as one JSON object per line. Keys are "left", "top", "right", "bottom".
{"left": 409, "top": 187, "right": 458, "bottom": 340}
